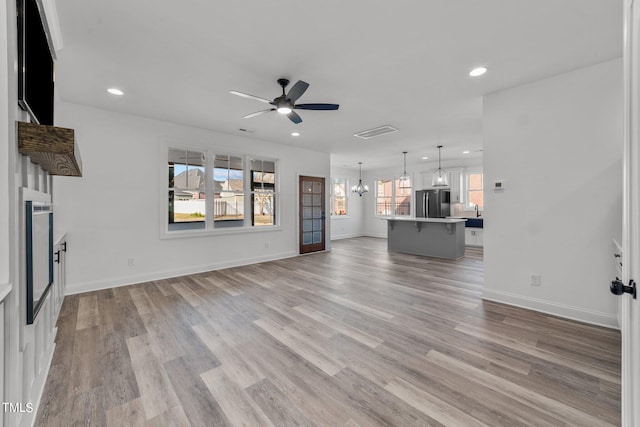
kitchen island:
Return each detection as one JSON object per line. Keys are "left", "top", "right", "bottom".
{"left": 383, "top": 217, "right": 467, "bottom": 259}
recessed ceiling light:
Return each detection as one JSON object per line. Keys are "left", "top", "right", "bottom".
{"left": 462, "top": 150, "right": 471, "bottom": 154}
{"left": 291, "top": 132, "right": 300, "bottom": 136}
{"left": 421, "top": 156, "right": 429, "bottom": 160}
{"left": 469, "top": 67, "right": 487, "bottom": 77}
{"left": 107, "top": 88, "right": 124, "bottom": 96}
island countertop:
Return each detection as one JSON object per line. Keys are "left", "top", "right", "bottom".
{"left": 380, "top": 216, "right": 467, "bottom": 224}
{"left": 381, "top": 216, "right": 466, "bottom": 259}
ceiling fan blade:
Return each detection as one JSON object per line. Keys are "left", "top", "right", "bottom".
{"left": 286, "top": 80, "right": 309, "bottom": 102}
{"left": 287, "top": 111, "right": 303, "bottom": 124}
{"left": 243, "top": 109, "right": 275, "bottom": 119}
{"left": 294, "top": 103, "right": 340, "bottom": 110}
{"left": 230, "top": 90, "right": 272, "bottom": 104}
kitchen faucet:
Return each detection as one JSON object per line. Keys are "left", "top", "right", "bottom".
{"left": 475, "top": 204, "right": 481, "bottom": 217}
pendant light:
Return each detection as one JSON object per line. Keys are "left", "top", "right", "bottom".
{"left": 398, "top": 151, "right": 411, "bottom": 189}
{"left": 351, "top": 162, "right": 369, "bottom": 196}
{"left": 432, "top": 145, "right": 449, "bottom": 187}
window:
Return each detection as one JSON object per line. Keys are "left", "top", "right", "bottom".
{"left": 168, "top": 148, "right": 206, "bottom": 231}
{"left": 376, "top": 179, "right": 393, "bottom": 216}
{"left": 394, "top": 178, "right": 411, "bottom": 215}
{"left": 166, "top": 147, "right": 278, "bottom": 234}
{"left": 466, "top": 172, "right": 484, "bottom": 210}
{"left": 331, "top": 178, "right": 348, "bottom": 216}
{"left": 375, "top": 178, "right": 411, "bottom": 216}
{"left": 251, "top": 159, "right": 276, "bottom": 226}
{"left": 213, "top": 155, "right": 244, "bottom": 228}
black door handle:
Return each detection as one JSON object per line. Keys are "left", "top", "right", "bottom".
{"left": 54, "top": 250, "right": 60, "bottom": 264}
{"left": 610, "top": 278, "right": 637, "bottom": 299}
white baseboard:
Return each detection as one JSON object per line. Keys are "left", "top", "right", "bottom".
{"left": 330, "top": 233, "right": 365, "bottom": 241}
{"left": 363, "top": 233, "right": 387, "bottom": 239}
{"left": 65, "top": 250, "right": 299, "bottom": 295}
{"left": 482, "top": 289, "right": 619, "bottom": 330}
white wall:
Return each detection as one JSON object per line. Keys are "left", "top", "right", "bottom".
{"left": 53, "top": 102, "right": 331, "bottom": 294}
{"left": 330, "top": 166, "right": 364, "bottom": 240}
{"left": 483, "top": 58, "right": 623, "bottom": 328}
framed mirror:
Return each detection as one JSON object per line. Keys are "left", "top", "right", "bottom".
{"left": 25, "top": 201, "right": 53, "bottom": 324}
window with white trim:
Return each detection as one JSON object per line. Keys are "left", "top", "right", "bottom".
{"left": 465, "top": 172, "right": 484, "bottom": 210}
{"left": 331, "top": 178, "right": 348, "bottom": 216}
{"left": 167, "top": 147, "right": 278, "bottom": 233}
{"left": 375, "top": 178, "right": 411, "bottom": 216}
{"left": 168, "top": 148, "right": 206, "bottom": 231}
{"left": 251, "top": 159, "right": 276, "bottom": 226}
{"left": 213, "top": 155, "right": 244, "bottom": 228}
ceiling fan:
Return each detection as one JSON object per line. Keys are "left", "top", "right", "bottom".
{"left": 230, "top": 78, "right": 339, "bottom": 124}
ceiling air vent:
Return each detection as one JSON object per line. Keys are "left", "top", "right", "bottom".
{"left": 353, "top": 125, "right": 399, "bottom": 140}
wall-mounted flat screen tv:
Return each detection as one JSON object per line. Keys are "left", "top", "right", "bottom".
{"left": 17, "top": 0, "right": 55, "bottom": 126}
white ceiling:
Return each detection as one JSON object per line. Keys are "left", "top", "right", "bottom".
{"left": 53, "top": 0, "right": 622, "bottom": 170}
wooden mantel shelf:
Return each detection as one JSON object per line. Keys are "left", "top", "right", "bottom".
{"left": 17, "top": 121, "right": 82, "bottom": 177}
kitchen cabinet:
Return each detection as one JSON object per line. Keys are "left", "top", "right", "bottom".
{"left": 465, "top": 228, "right": 484, "bottom": 247}
{"left": 448, "top": 169, "right": 462, "bottom": 203}
{"left": 53, "top": 235, "right": 67, "bottom": 318}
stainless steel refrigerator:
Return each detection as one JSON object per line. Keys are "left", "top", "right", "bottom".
{"left": 416, "top": 189, "right": 451, "bottom": 218}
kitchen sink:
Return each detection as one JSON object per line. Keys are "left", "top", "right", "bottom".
{"left": 465, "top": 218, "right": 484, "bottom": 228}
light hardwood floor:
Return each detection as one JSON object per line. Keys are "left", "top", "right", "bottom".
{"left": 36, "top": 237, "right": 621, "bottom": 426}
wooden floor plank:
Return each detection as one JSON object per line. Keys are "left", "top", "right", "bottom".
{"left": 385, "top": 376, "right": 487, "bottom": 426}
{"left": 200, "top": 367, "right": 275, "bottom": 427}
{"left": 245, "top": 378, "right": 317, "bottom": 427}
{"left": 126, "top": 333, "right": 180, "bottom": 420}
{"left": 426, "top": 349, "right": 616, "bottom": 426}
{"left": 76, "top": 294, "right": 99, "bottom": 330}
{"left": 105, "top": 398, "right": 146, "bottom": 427}
{"left": 35, "top": 238, "right": 621, "bottom": 426}
{"left": 192, "top": 322, "right": 265, "bottom": 389}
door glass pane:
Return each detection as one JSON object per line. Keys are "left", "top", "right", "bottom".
{"left": 303, "top": 207, "right": 313, "bottom": 219}
{"left": 303, "top": 181, "right": 313, "bottom": 193}
{"left": 303, "top": 220, "right": 313, "bottom": 232}
{"left": 312, "top": 194, "right": 321, "bottom": 206}
{"left": 313, "top": 219, "right": 322, "bottom": 231}
{"left": 303, "top": 194, "right": 312, "bottom": 206}
{"left": 313, "top": 182, "right": 321, "bottom": 193}
{"left": 303, "top": 232, "right": 313, "bottom": 244}
{"left": 313, "top": 231, "right": 322, "bottom": 243}
{"left": 313, "top": 207, "right": 322, "bottom": 218}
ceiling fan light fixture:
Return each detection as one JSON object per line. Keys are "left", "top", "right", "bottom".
{"left": 232, "top": 78, "right": 339, "bottom": 124}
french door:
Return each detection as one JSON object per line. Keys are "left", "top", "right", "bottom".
{"left": 299, "top": 176, "right": 325, "bottom": 254}
{"left": 620, "top": 1, "right": 639, "bottom": 425}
